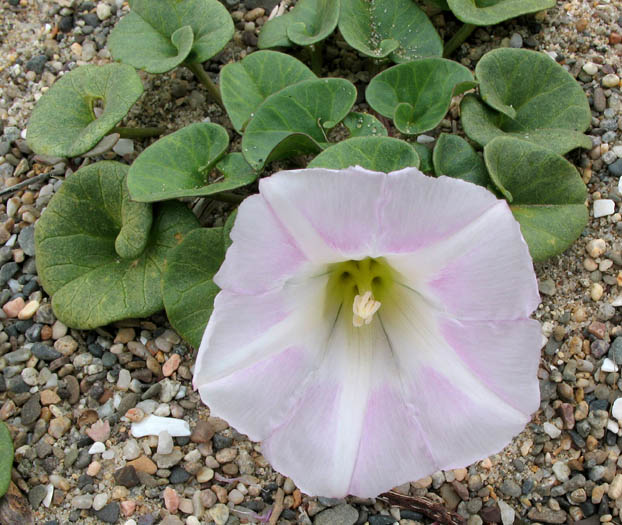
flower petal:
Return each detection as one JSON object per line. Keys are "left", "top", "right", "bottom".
{"left": 385, "top": 198, "right": 539, "bottom": 320}
{"left": 215, "top": 194, "right": 308, "bottom": 294}
{"left": 259, "top": 167, "right": 386, "bottom": 262}
{"left": 377, "top": 170, "right": 501, "bottom": 253}
{"left": 379, "top": 287, "right": 539, "bottom": 471}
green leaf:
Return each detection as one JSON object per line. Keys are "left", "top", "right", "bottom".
{"left": 460, "top": 94, "right": 593, "bottom": 156}
{"left": 223, "top": 209, "right": 237, "bottom": 251}
{"left": 162, "top": 228, "right": 224, "bottom": 348}
{"left": 127, "top": 123, "right": 230, "bottom": 202}
{"left": 308, "top": 136, "right": 420, "bottom": 172}
{"left": 0, "top": 422, "right": 13, "bottom": 498}
{"left": 460, "top": 49, "right": 592, "bottom": 155}
{"left": 412, "top": 143, "right": 433, "bottom": 174}
{"left": 35, "top": 161, "right": 198, "bottom": 329}
{"left": 447, "top": 0, "right": 555, "bottom": 25}
{"left": 484, "top": 137, "right": 588, "bottom": 261}
{"left": 242, "top": 78, "right": 356, "bottom": 170}
{"left": 220, "top": 51, "right": 316, "bottom": 132}
{"left": 27, "top": 64, "right": 143, "bottom": 158}
{"left": 432, "top": 133, "right": 490, "bottom": 186}
{"left": 366, "top": 58, "right": 474, "bottom": 135}
{"left": 343, "top": 112, "right": 388, "bottom": 138}
{"left": 109, "top": 0, "right": 234, "bottom": 73}
{"left": 338, "top": 0, "right": 442, "bottom": 63}
{"left": 258, "top": 0, "right": 339, "bottom": 48}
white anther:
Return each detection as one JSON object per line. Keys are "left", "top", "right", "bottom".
{"left": 352, "top": 291, "right": 381, "bottom": 327}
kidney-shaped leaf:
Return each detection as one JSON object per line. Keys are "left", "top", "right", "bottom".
{"left": 162, "top": 228, "right": 225, "bottom": 348}
{"left": 127, "top": 123, "right": 231, "bottom": 202}
{"left": 109, "top": 0, "right": 234, "bottom": 73}
{"left": 484, "top": 137, "right": 587, "bottom": 261}
{"left": 412, "top": 143, "right": 434, "bottom": 174}
{"left": 35, "top": 161, "right": 199, "bottom": 329}
{"left": 343, "top": 112, "right": 388, "bottom": 138}
{"left": 308, "top": 136, "right": 420, "bottom": 172}
{"left": 258, "top": 0, "right": 339, "bottom": 48}
{"left": 366, "top": 58, "right": 474, "bottom": 135}
{"left": 461, "top": 49, "right": 592, "bottom": 154}
{"left": 242, "top": 78, "right": 356, "bottom": 170}
{"left": 433, "top": 133, "right": 489, "bottom": 187}
{"left": 338, "top": 0, "right": 442, "bottom": 63}
{"left": 448, "top": 0, "right": 555, "bottom": 25}
{"left": 221, "top": 51, "right": 316, "bottom": 132}
{"left": 27, "top": 64, "right": 143, "bottom": 158}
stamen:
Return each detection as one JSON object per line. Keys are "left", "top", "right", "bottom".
{"left": 352, "top": 291, "right": 381, "bottom": 327}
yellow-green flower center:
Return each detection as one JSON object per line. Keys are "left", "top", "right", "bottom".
{"left": 326, "top": 257, "right": 395, "bottom": 327}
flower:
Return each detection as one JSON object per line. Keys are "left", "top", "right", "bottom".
{"left": 193, "top": 166, "right": 541, "bottom": 498}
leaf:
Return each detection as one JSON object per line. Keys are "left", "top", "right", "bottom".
{"left": 460, "top": 94, "right": 593, "bottom": 156}
{"left": 258, "top": 0, "right": 339, "bottom": 48}
{"left": 26, "top": 64, "right": 143, "bottom": 158}
{"left": 484, "top": 137, "right": 588, "bottom": 261}
{"left": 338, "top": 0, "right": 442, "bottom": 63}
{"left": 242, "top": 78, "right": 356, "bottom": 170}
{"left": 109, "top": 0, "right": 233, "bottom": 73}
{"left": 432, "top": 133, "right": 490, "bottom": 186}
{"left": 460, "top": 49, "right": 592, "bottom": 155}
{"left": 412, "top": 143, "right": 433, "bottom": 174}
{"left": 447, "top": 0, "right": 555, "bottom": 25}
{"left": 35, "top": 161, "right": 199, "bottom": 329}
{"left": 343, "top": 112, "right": 388, "bottom": 138}
{"left": 127, "top": 123, "right": 231, "bottom": 202}
{"left": 0, "top": 422, "right": 13, "bottom": 498}
{"left": 424, "top": 0, "right": 449, "bottom": 9}
{"left": 308, "top": 136, "right": 420, "bottom": 172}
{"left": 162, "top": 228, "right": 224, "bottom": 348}
{"left": 366, "top": 58, "right": 474, "bottom": 135}
{"left": 214, "top": 153, "right": 258, "bottom": 190}
{"left": 220, "top": 50, "right": 316, "bottom": 132}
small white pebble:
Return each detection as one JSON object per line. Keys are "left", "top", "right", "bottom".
{"left": 582, "top": 62, "right": 598, "bottom": 75}
{"left": 594, "top": 199, "right": 615, "bottom": 218}
{"left": 612, "top": 398, "right": 622, "bottom": 421}
{"left": 543, "top": 421, "right": 561, "bottom": 439}
{"left": 602, "top": 358, "right": 618, "bottom": 373}
{"left": 586, "top": 238, "right": 607, "bottom": 258}
{"left": 591, "top": 282, "right": 604, "bottom": 301}
{"left": 607, "top": 419, "right": 620, "bottom": 434}
{"left": 88, "top": 442, "right": 106, "bottom": 454}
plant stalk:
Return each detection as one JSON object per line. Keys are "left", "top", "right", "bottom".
{"left": 311, "top": 42, "right": 323, "bottom": 75}
{"left": 209, "top": 191, "right": 244, "bottom": 204}
{"left": 187, "top": 61, "right": 224, "bottom": 108}
{"left": 111, "top": 127, "right": 165, "bottom": 139}
{"left": 443, "top": 23, "right": 476, "bottom": 58}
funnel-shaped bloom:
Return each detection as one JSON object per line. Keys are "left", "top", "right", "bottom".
{"left": 194, "top": 166, "right": 541, "bottom": 498}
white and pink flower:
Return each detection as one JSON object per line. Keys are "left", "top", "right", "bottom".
{"left": 193, "top": 166, "right": 541, "bottom": 498}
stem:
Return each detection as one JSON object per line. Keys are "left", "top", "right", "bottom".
{"left": 209, "top": 191, "right": 244, "bottom": 204}
{"left": 443, "top": 23, "right": 476, "bottom": 58}
{"left": 187, "top": 62, "right": 224, "bottom": 108}
{"left": 0, "top": 172, "right": 54, "bottom": 197}
{"left": 311, "top": 42, "right": 323, "bottom": 75}
{"left": 111, "top": 127, "right": 165, "bottom": 139}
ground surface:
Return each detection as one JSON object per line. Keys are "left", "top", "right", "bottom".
{"left": 0, "top": 0, "right": 622, "bottom": 524}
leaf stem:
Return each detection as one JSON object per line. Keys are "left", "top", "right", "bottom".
{"left": 443, "top": 23, "right": 476, "bottom": 58}
{"left": 209, "top": 191, "right": 244, "bottom": 204}
{"left": 0, "top": 171, "right": 55, "bottom": 198}
{"left": 187, "top": 61, "right": 224, "bottom": 108}
{"left": 111, "top": 127, "right": 165, "bottom": 139}
{"left": 310, "top": 42, "right": 323, "bottom": 75}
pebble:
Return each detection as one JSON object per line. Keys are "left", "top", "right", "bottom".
{"left": 164, "top": 487, "right": 180, "bottom": 513}
{"left": 131, "top": 415, "right": 191, "bottom": 437}
{"left": 609, "top": 474, "right": 622, "bottom": 499}
{"left": 114, "top": 466, "right": 140, "bottom": 488}
{"left": 48, "top": 416, "right": 71, "bottom": 438}
{"left": 96, "top": 2, "right": 112, "bottom": 20}
{"left": 583, "top": 62, "right": 599, "bottom": 75}
{"left": 602, "top": 74, "right": 620, "bottom": 88}
{"left": 591, "top": 283, "right": 604, "bottom": 301}
{"left": 315, "top": 504, "right": 358, "bottom": 525}
{"left": 594, "top": 200, "right": 615, "bottom": 218}
{"left": 95, "top": 502, "right": 120, "bottom": 524}
{"left": 587, "top": 239, "right": 607, "bottom": 258}
{"left": 497, "top": 499, "right": 515, "bottom": 525}
{"left": 113, "top": 138, "right": 133, "bottom": 156}
{"left": 86, "top": 419, "right": 110, "bottom": 442}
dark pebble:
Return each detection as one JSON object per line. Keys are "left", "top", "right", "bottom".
{"left": 213, "top": 433, "right": 233, "bottom": 450}
{"left": 17, "top": 225, "right": 35, "bottom": 256}
{"left": 69, "top": 510, "right": 80, "bottom": 522}
{"left": 25, "top": 54, "right": 47, "bottom": 74}
{"left": 137, "top": 514, "right": 156, "bottom": 525}
{"left": 480, "top": 503, "right": 501, "bottom": 523}
{"left": 241, "top": 501, "right": 264, "bottom": 512}
{"left": 610, "top": 337, "right": 622, "bottom": 364}
{"left": 610, "top": 159, "right": 622, "bottom": 177}
{"left": 25, "top": 323, "right": 42, "bottom": 342}
{"left": 169, "top": 466, "right": 190, "bottom": 484}
{"left": 0, "top": 247, "right": 10, "bottom": 265}
{"left": 590, "top": 399, "right": 609, "bottom": 412}
{"left": 7, "top": 376, "right": 30, "bottom": 393}
{"left": 88, "top": 343, "right": 104, "bottom": 358}
{"left": 77, "top": 474, "right": 93, "bottom": 489}
{"left": 141, "top": 383, "right": 161, "bottom": 400}
{"left": 22, "top": 278, "right": 38, "bottom": 296}
{"left": 0, "top": 289, "right": 11, "bottom": 307}
{"left": 44, "top": 521, "right": 59, "bottom": 525}
{"left": 101, "top": 352, "right": 117, "bottom": 367}
{"left": 280, "top": 509, "right": 297, "bottom": 520}
{"left": 82, "top": 13, "right": 99, "bottom": 26}
{"left": 569, "top": 430, "right": 587, "bottom": 448}
{"left": 74, "top": 449, "right": 91, "bottom": 469}
{"left": 95, "top": 502, "right": 120, "bottom": 523}
{"left": 500, "top": 479, "right": 522, "bottom": 498}
{"left": 114, "top": 466, "right": 140, "bottom": 488}
{"left": 591, "top": 340, "right": 609, "bottom": 358}
{"left": 400, "top": 511, "right": 423, "bottom": 520}
{"left": 580, "top": 501, "right": 596, "bottom": 517}
{"left": 28, "top": 484, "right": 48, "bottom": 509}
{"left": 368, "top": 516, "right": 395, "bottom": 525}
{"left": 32, "top": 342, "right": 62, "bottom": 361}
{"left": 14, "top": 319, "right": 33, "bottom": 333}
{"left": 599, "top": 495, "right": 609, "bottom": 515}
{"left": 21, "top": 392, "right": 41, "bottom": 425}
{"left": 175, "top": 436, "right": 190, "bottom": 446}
{"left": 59, "top": 15, "right": 74, "bottom": 32}
{"left": 0, "top": 262, "right": 19, "bottom": 286}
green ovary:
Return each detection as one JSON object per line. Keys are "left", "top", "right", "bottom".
{"left": 325, "top": 257, "right": 396, "bottom": 326}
